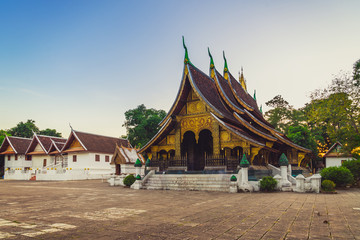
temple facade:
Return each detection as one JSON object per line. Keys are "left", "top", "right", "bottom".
{"left": 139, "top": 40, "right": 311, "bottom": 172}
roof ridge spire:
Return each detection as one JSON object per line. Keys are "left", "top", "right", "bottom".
{"left": 182, "top": 36, "right": 190, "bottom": 64}
{"left": 223, "top": 51, "right": 228, "bottom": 73}
{"left": 253, "top": 89, "right": 257, "bottom": 101}
{"left": 239, "top": 66, "right": 247, "bottom": 91}
{"left": 208, "top": 47, "right": 214, "bottom": 69}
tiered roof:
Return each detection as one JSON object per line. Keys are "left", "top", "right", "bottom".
{"left": 26, "top": 134, "right": 67, "bottom": 155}
{"left": 0, "top": 136, "right": 32, "bottom": 155}
{"left": 140, "top": 39, "right": 311, "bottom": 154}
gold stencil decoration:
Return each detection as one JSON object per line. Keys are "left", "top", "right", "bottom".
{"left": 220, "top": 131, "right": 230, "bottom": 142}
{"left": 167, "top": 135, "right": 175, "bottom": 144}
{"left": 181, "top": 116, "right": 213, "bottom": 140}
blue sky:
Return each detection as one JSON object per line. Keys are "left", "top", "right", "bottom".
{"left": 1, "top": 0, "right": 360, "bottom": 138}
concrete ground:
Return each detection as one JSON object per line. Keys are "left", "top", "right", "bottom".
{"left": 0, "top": 180, "right": 359, "bottom": 240}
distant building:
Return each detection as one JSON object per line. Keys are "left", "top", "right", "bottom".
{"left": 61, "top": 129, "right": 131, "bottom": 176}
{"left": 111, "top": 144, "right": 145, "bottom": 175}
{"left": 323, "top": 142, "right": 354, "bottom": 167}
{"left": 25, "top": 133, "right": 67, "bottom": 170}
{"left": 0, "top": 136, "right": 32, "bottom": 170}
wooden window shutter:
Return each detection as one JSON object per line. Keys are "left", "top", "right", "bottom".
{"left": 105, "top": 156, "right": 109, "bottom": 162}
{"left": 73, "top": 155, "right": 77, "bottom": 162}
{"left": 95, "top": 155, "right": 100, "bottom": 162}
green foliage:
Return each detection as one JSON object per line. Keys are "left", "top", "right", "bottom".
{"left": 8, "top": 120, "right": 39, "bottom": 138}
{"left": 287, "top": 125, "right": 317, "bottom": 154}
{"left": 265, "top": 95, "right": 292, "bottom": 133}
{"left": 353, "top": 59, "right": 360, "bottom": 86}
{"left": 0, "top": 130, "right": 11, "bottom": 146}
{"left": 342, "top": 159, "right": 360, "bottom": 182}
{"left": 260, "top": 176, "right": 277, "bottom": 192}
{"left": 322, "top": 180, "right": 336, "bottom": 192}
{"left": 39, "top": 128, "right": 62, "bottom": 137}
{"left": 123, "top": 104, "right": 166, "bottom": 148}
{"left": 320, "top": 166, "right": 354, "bottom": 187}
{"left": 7, "top": 120, "right": 62, "bottom": 138}
{"left": 123, "top": 174, "right": 136, "bottom": 186}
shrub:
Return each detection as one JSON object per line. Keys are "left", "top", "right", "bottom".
{"left": 260, "top": 176, "right": 277, "bottom": 192}
{"left": 123, "top": 174, "right": 136, "bottom": 186}
{"left": 320, "top": 166, "right": 354, "bottom": 187}
{"left": 342, "top": 159, "right": 360, "bottom": 182}
{"left": 322, "top": 180, "right": 336, "bottom": 192}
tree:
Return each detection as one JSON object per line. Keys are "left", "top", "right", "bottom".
{"left": 353, "top": 59, "right": 360, "bottom": 86}
{"left": 287, "top": 125, "right": 317, "bottom": 154}
{"left": 0, "top": 130, "right": 11, "bottom": 146}
{"left": 39, "top": 128, "right": 62, "bottom": 137}
{"left": 8, "top": 120, "right": 39, "bottom": 138}
{"left": 123, "top": 104, "right": 166, "bottom": 148}
{"left": 265, "top": 95, "right": 292, "bottom": 133}
{"left": 306, "top": 71, "right": 360, "bottom": 153}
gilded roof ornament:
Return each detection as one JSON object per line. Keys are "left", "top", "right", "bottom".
{"left": 208, "top": 47, "right": 215, "bottom": 69}
{"left": 239, "top": 66, "right": 247, "bottom": 91}
{"left": 182, "top": 36, "right": 190, "bottom": 64}
{"left": 223, "top": 51, "right": 228, "bottom": 73}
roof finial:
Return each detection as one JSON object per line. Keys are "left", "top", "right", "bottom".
{"left": 253, "top": 90, "right": 257, "bottom": 100}
{"left": 260, "top": 104, "right": 263, "bottom": 114}
{"left": 69, "top": 123, "right": 73, "bottom": 131}
{"left": 239, "top": 66, "right": 247, "bottom": 91}
{"left": 208, "top": 47, "right": 214, "bottom": 69}
{"left": 182, "top": 36, "right": 190, "bottom": 64}
{"left": 223, "top": 51, "right": 228, "bottom": 73}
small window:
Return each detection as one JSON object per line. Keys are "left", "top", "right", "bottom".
{"left": 105, "top": 156, "right": 109, "bottom": 162}
{"left": 43, "top": 159, "right": 47, "bottom": 167}
{"left": 15, "top": 155, "right": 18, "bottom": 160}
{"left": 73, "top": 155, "right": 77, "bottom": 162}
{"left": 7, "top": 155, "right": 10, "bottom": 161}
{"left": 26, "top": 155, "right": 32, "bottom": 161}
{"left": 95, "top": 155, "right": 100, "bottom": 162}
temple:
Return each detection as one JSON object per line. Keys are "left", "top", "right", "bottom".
{"left": 139, "top": 39, "right": 311, "bottom": 172}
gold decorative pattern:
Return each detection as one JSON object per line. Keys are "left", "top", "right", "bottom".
{"left": 181, "top": 116, "right": 213, "bottom": 141}
{"left": 220, "top": 131, "right": 230, "bottom": 142}
{"left": 167, "top": 135, "right": 175, "bottom": 144}
{"left": 187, "top": 101, "right": 205, "bottom": 114}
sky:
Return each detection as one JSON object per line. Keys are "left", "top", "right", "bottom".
{"left": 1, "top": 0, "right": 360, "bottom": 138}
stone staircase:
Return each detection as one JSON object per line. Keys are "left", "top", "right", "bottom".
{"left": 142, "top": 174, "right": 232, "bottom": 192}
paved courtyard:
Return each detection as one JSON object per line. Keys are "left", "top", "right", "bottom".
{"left": 0, "top": 180, "right": 359, "bottom": 239}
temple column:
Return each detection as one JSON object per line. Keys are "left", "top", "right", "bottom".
{"left": 212, "top": 122, "right": 220, "bottom": 155}
{"left": 175, "top": 125, "right": 181, "bottom": 158}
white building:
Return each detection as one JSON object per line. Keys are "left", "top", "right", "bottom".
{"left": 111, "top": 144, "right": 145, "bottom": 175}
{"left": 324, "top": 142, "right": 354, "bottom": 168}
{"left": 0, "top": 136, "right": 32, "bottom": 179}
{"left": 60, "top": 129, "right": 131, "bottom": 178}
{"left": 25, "top": 133, "right": 67, "bottom": 170}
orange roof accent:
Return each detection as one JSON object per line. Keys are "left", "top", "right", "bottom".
{"left": 0, "top": 151, "right": 16, "bottom": 155}
{"left": 48, "top": 150, "right": 60, "bottom": 155}
{"left": 27, "top": 151, "right": 46, "bottom": 155}
{"left": 62, "top": 148, "right": 86, "bottom": 153}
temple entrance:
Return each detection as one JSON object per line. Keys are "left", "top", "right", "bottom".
{"left": 115, "top": 164, "right": 121, "bottom": 175}
{"left": 181, "top": 130, "right": 213, "bottom": 171}
{"left": 197, "top": 129, "right": 213, "bottom": 170}
{"left": 181, "top": 131, "right": 196, "bottom": 171}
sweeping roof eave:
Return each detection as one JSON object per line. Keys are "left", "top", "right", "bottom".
{"left": 213, "top": 70, "right": 245, "bottom": 115}
{"left": 273, "top": 133, "right": 312, "bottom": 153}
{"left": 210, "top": 112, "right": 265, "bottom": 148}
{"left": 139, "top": 117, "right": 174, "bottom": 154}
{"left": 158, "top": 64, "right": 188, "bottom": 127}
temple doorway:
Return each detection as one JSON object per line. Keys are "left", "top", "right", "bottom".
{"left": 197, "top": 129, "right": 213, "bottom": 170}
{"left": 181, "top": 131, "right": 196, "bottom": 171}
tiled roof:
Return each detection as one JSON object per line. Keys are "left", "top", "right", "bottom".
{"left": 0, "top": 136, "right": 32, "bottom": 154}
{"left": 63, "top": 130, "right": 130, "bottom": 154}
{"left": 188, "top": 64, "right": 235, "bottom": 121}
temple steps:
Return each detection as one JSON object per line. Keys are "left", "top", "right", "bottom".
{"left": 142, "top": 174, "right": 232, "bottom": 192}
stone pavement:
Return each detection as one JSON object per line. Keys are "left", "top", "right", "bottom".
{"left": 0, "top": 180, "right": 359, "bottom": 239}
